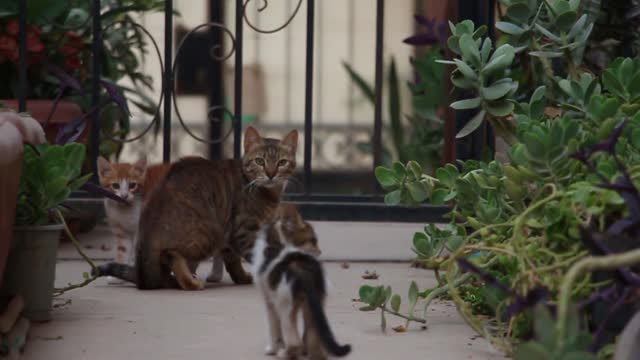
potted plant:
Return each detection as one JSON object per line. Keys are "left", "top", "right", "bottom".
{"left": 0, "top": 140, "right": 91, "bottom": 321}
{"left": 0, "top": 0, "right": 162, "bottom": 158}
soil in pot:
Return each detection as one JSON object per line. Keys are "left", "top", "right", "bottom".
{"left": 0, "top": 224, "right": 62, "bottom": 322}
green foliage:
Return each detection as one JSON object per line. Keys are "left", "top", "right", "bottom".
{"left": 436, "top": 20, "right": 519, "bottom": 139}
{"left": 368, "top": 51, "right": 640, "bottom": 353}
{"left": 514, "top": 305, "right": 596, "bottom": 360}
{"left": 358, "top": 281, "right": 425, "bottom": 331}
{"left": 15, "top": 143, "right": 91, "bottom": 226}
{"left": 344, "top": 47, "right": 445, "bottom": 171}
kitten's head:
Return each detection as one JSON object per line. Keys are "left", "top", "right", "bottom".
{"left": 242, "top": 126, "right": 298, "bottom": 190}
{"left": 277, "top": 204, "right": 321, "bottom": 256}
{"left": 97, "top": 156, "right": 147, "bottom": 202}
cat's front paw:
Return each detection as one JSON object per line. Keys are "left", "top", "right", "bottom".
{"left": 277, "top": 346, "right": 302, "bottom": 360}
{"left": 264, "top": 343, "right": 279, "bottom": 356}
{"left": 206, "top": 272, "right": 223, "bottom": 283}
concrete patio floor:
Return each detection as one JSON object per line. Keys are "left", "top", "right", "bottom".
{"left": 23, "top": 223, "right": 504, "bottom": 359}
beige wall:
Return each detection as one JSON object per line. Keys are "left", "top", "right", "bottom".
{"left": 119, "top": 0, "right": 416, "bottom": 168}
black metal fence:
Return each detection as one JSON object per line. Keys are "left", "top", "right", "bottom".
{"left": 14, "top": 0, "right": 494, "bottom": 223}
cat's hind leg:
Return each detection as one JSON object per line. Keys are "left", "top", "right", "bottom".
{"left": 165, "top": 250, "right": 205, "bottom": 290}
{"left": 206, "top": 253, "right": 225, "bottom": 283}
{"left": 221, "top": 248, "right": 253, "bottom": 284}
{"left": 276, "top": 298, "right": 303, "bottom": 359}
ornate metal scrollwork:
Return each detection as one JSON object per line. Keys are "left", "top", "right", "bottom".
{"left": 242, "top": 0, "right": 304, "bottom": 34}
{"left": 172, "top": 22, "right": 237, "bottom": 144}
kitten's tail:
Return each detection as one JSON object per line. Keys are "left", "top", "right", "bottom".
{"left": 92, "top": 262, "right": 137, "bottom": 284}
{"left": 302, "top": 282, "right": 352, "bottom": 357}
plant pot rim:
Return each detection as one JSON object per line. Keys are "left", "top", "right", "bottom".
{"left": 13, "top": 223, "right": 64, "bottom": 232}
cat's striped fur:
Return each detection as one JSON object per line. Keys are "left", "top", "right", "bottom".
{"left": 94, "top": 127, "right": 298, "bottom": 290}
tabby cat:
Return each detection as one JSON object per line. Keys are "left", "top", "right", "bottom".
{"left": 97, "top": 157, "right": 225, "bottom": 283}
{"left": 94, "top": 126, "right": 298, "bottom": 290}
{"left": 252, "top": 204, "right": 351, "bottom": 360}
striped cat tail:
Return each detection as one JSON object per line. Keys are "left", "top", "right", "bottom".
{"left": 93, "top": 262, "right": 137, "bottom": 284}
{"left": 302, "top": 281, "right": 352, "bottom": 357}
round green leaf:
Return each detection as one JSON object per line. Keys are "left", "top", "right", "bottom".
{"left": 486, "top": 100, "right": 514, "bottom": 116}
{"left": 390, "top": 294, "right": 401, "bottom": 312}
{"left": 375, "top": 167, "right": 398, "bottom": 188}
{"left": 506, "top": 3, "right": 530, "bottom": 23}
{"left": 482, "top": 80, "right": 513, "bottom": 100}
{"left": 456, "top": 110, "right": 486, "bottom": 139}
{"left": 495, "top": 21, "right": 525, "bottom": 35}
{"left": 407, "top": 182, "right": 428, "bottom": 202}
{"left": 459, "top": 34, "right": 481, "bottom": 65}
{"left": 556, "top": 11, "right": 577, "bottom": 32}
{"left": 451, "top": 97, "right": 482, "bottom": 110}
{"left": 384, "top": 189, "right": 402, "bottom": 206}
{"left": 430, "top": 188, "right": 448, "bottom": 205}
{"left": 454, "top": 59, "right": 478, "bottom": 79}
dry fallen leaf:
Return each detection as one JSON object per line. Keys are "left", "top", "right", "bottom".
{"left": 340, "top": 262, "right": 350, "bottom": 269}
{"left": 392, "top": 325, "right": 406, "bottom": 333}
{"left": 361, "top": 270, "right": 379, "bottom": 280}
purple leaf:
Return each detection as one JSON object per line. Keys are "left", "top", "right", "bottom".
{"left": 414, "top": 15, "right": 434, "bottom": 28}
{"left": 505, "top": 287, "right": 549, "bottom": 317}
{"left": 55, "top": 114, "right": 88, "bottom": 145}
{"left": 80, "top": 183, "right": 129, "bottom": 205}
{"left": 456, "top": 258, "right": 516, "bottom": 296}
{"left": 46, "top": 63, "right": 83, "bottom": 92}
{"left": 590, "top": 119, "right": 626, "bottom": 155}
{"left": 101, "top": 81, "right": 130, "bottom": 117}
{"left": 403, "top": 33, "right": 441, "bottom": 46}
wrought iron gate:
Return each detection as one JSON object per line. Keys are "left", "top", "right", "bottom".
{"left": 12, "top": 0, "right": 496, "bottom": 222}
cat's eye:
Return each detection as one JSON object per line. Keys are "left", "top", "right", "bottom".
{"left": 129, "top": 182, "right": 138, "bottom": 190}
{"left": 277, "top": 159, "right": 288, "bottom": 167}
{"left": 111, "top": 183, "right": 120, "bottom": 190}
{"left": 255, "top": 158, "right": 265, "bottom": 166}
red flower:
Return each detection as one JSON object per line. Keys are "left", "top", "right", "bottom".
{"left": 6, "top": 19, "right": 18, "bottom": 36}
{"left": 64, "top": 55, "right": 81, "bottom": 70}
{"left": 28, "top": 25, "right": 42, "bottom": 37}
{"left": 65, "top": 32, "right": 84, "bottom": 50}
{"left": 60, "top": 45, "right": 79, "bottom": 56}
{"left": 0, "top": 35, "right": 17, "bottom": 52}
{"left": 26, "top": 32, "right": 44, "bottom": 53}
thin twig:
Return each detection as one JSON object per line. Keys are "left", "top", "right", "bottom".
{"left": 53, "top": 209, "right": 98, "bottom": 296}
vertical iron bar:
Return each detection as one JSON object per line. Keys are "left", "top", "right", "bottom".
{"left": 372, "top": 0, "right": 384, "bottom": 191}
{"left": 284, "top": 0, "right": 292, "bottom": 123}
{"left": 90, "top": 0, "right": 101, "bottom": 183}
{"left": 315, "top": 1, "right": 323, "bottom": 125}
{"left": 303, "top": 0, "right": 315, "bottom": 196}
{"left": 163, "top": 0, "right": 173, "bottom": 163}
{"left": 18, "top": 0, "right": 27, "bottom": 112}
{"left": 208, "top": 0, "right": 224, "bottom": 160}
{"left": 234, "top": 0, "right": 243, "bottom": 159}
{"left": 346, "top": 0, "right": 355, "bottom": 162}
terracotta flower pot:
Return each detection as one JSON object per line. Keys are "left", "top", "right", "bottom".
{"left": 1, "top": 99, "right": 85, "bottom": 144}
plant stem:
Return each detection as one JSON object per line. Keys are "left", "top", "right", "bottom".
{"left": 422, "top": 273, "right": 473, "bottom": 318}
{"left": 55, "top": 210, "right": 96, "bottom": 272}
{"left": 53, "top": 209, "right": 98, "bottom": 296}
{"left": 381, "top": 305, "right": 426, "bottom": 324}
{"left": 556, "top": 248, "right": 640, "bottom": 350}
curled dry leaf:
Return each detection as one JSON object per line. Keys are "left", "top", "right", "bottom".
{"left": 362, "top": 270, "right": 380, "bottom": 280}
{"left": 341, "top": 262, "right": 350, "bottom": 269}
{"left": 392, "top": 325, "right": 407, "bottom": 333}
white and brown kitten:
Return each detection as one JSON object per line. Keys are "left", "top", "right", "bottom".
{"left": 97, "top": 157, "right": 225, "bottom": 284}
{"left": 251, "top": 204, "right": 351, "bottom": 360}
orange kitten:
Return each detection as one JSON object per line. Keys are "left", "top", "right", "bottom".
{"left": 97, "top": 157, "right": 225, "bottom": 284}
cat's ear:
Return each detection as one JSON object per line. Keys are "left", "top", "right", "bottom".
{"left": 133, "top": 155, "right": 147, "bottom": 176}
{"left": 281, "top": 129, "right": 298, "bottom": 153}
{"left": 97, "top": 156, "right": 112, "bottom": 179}
{"left": 244, "top": 126, "right": 262, "bottom": 153}
{"left": 280, "top": 203, "right": 303, "bottom": 231}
